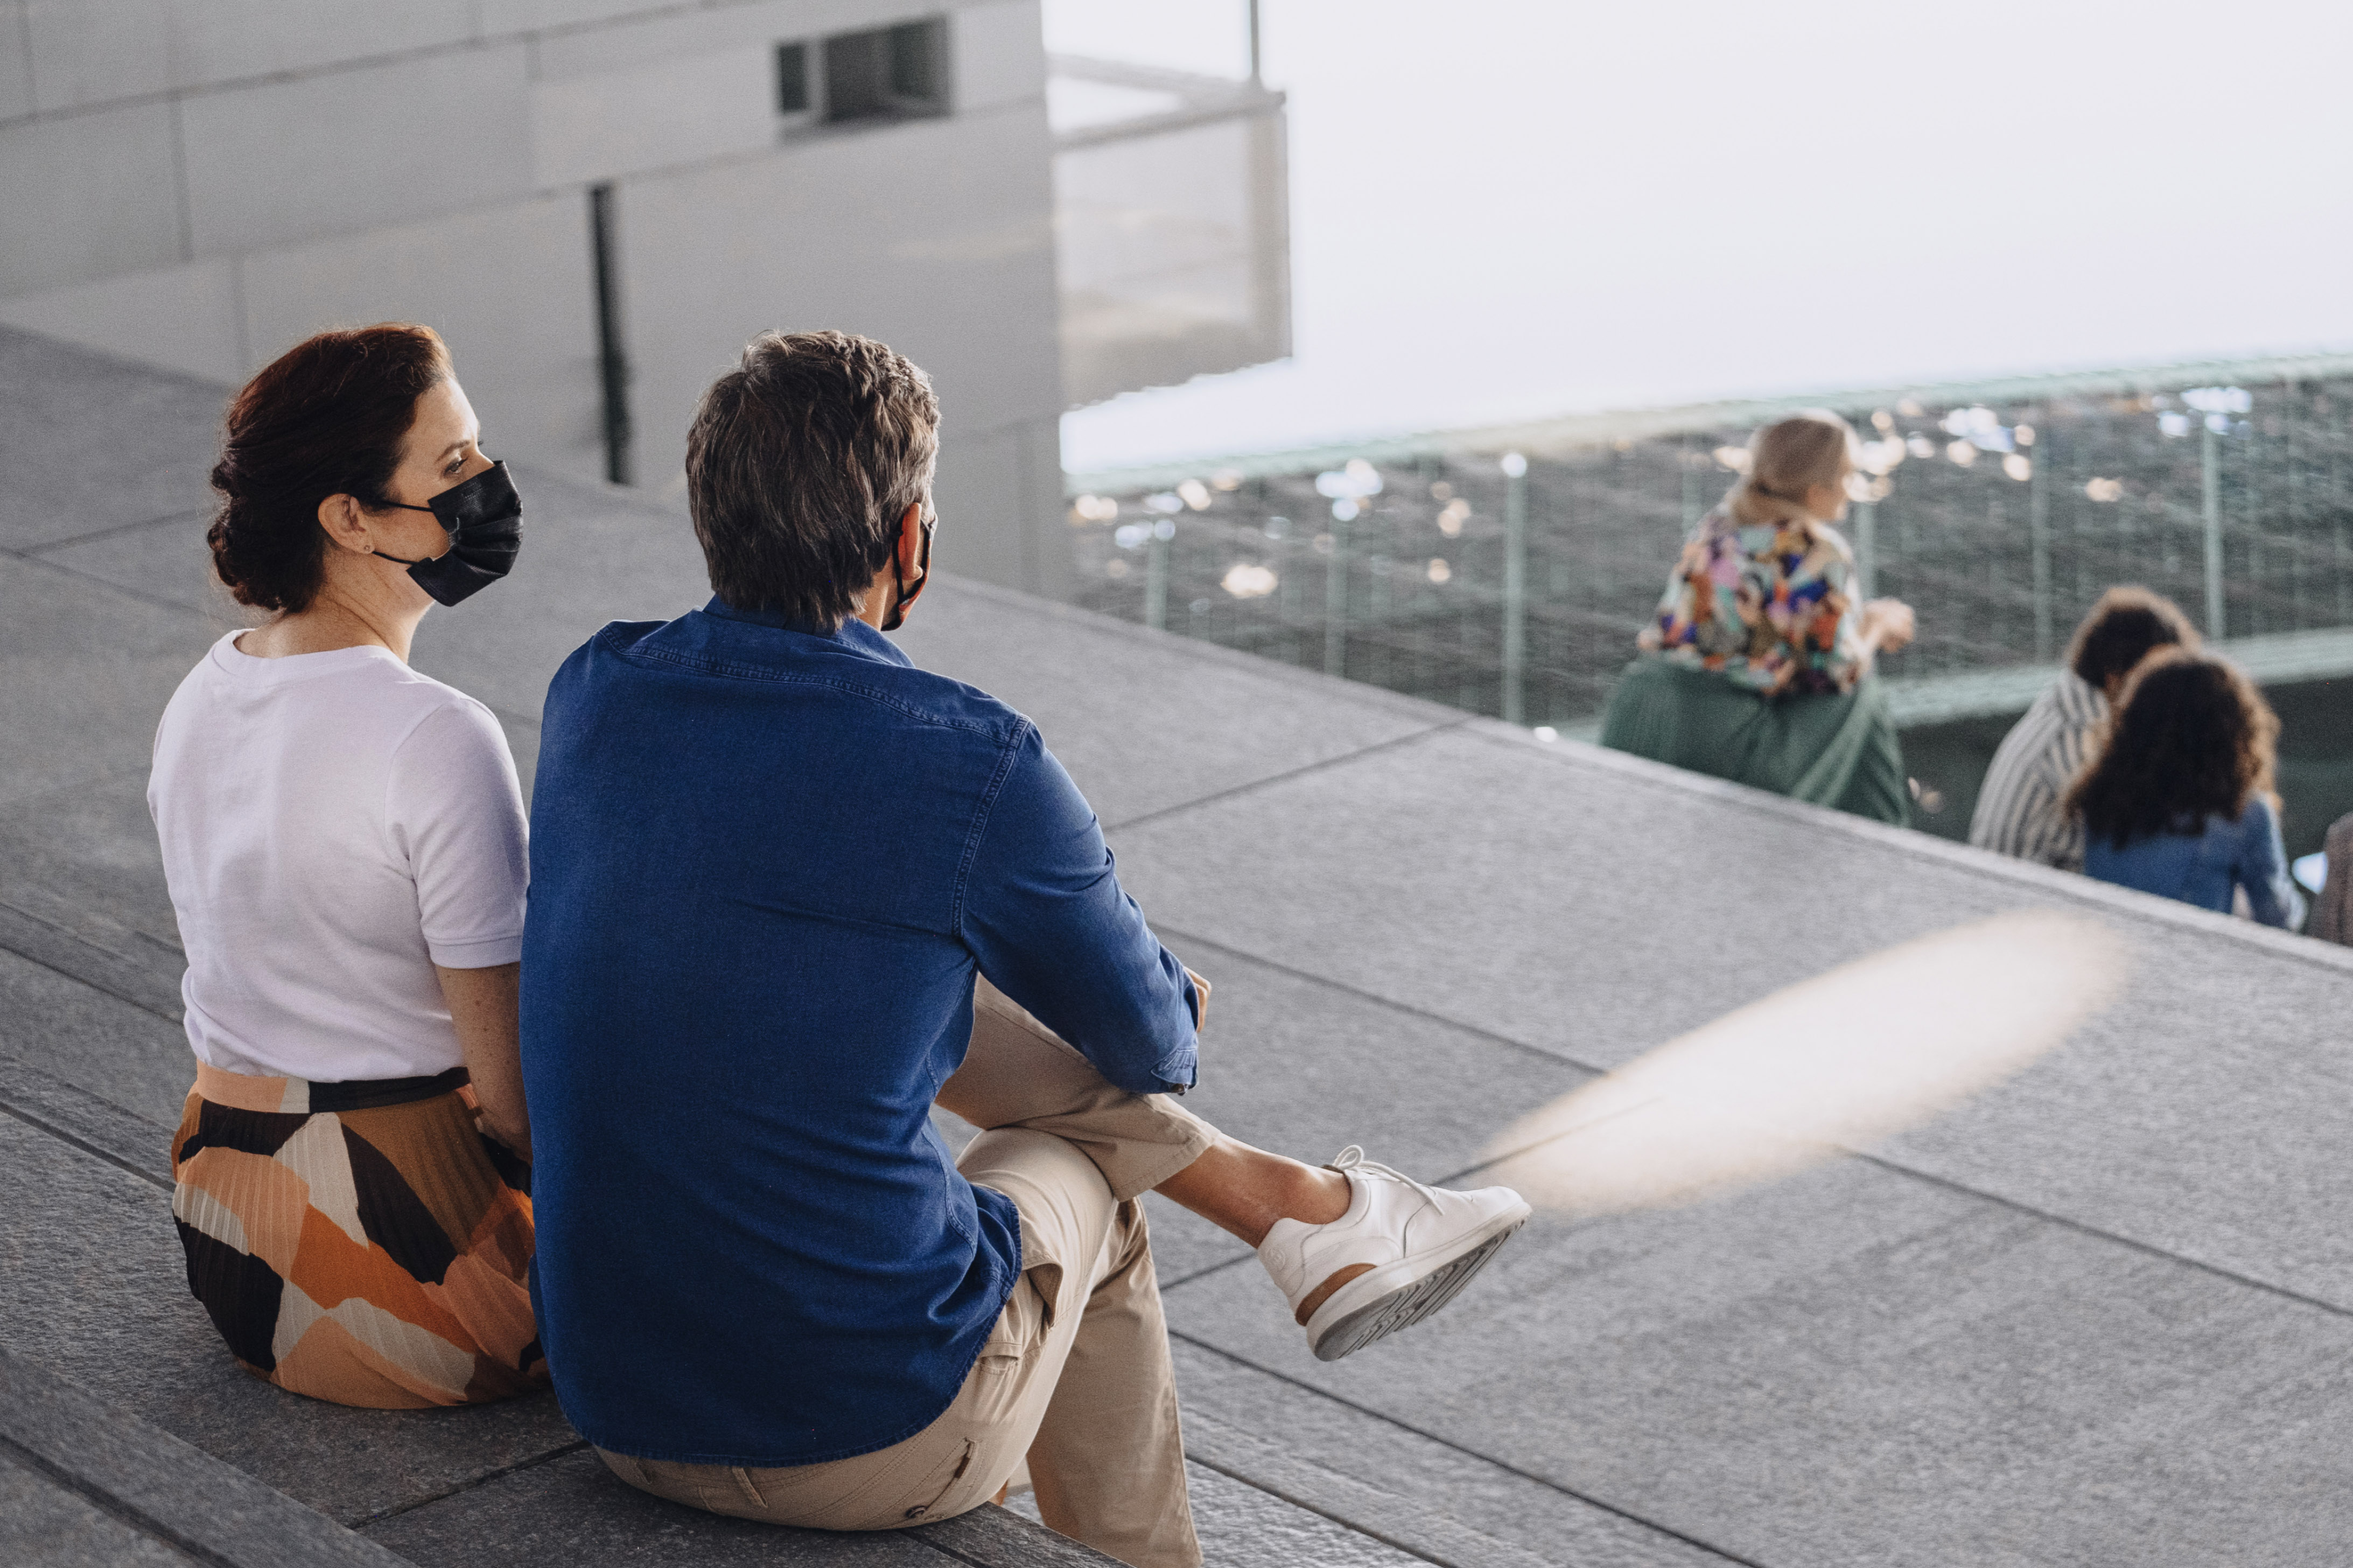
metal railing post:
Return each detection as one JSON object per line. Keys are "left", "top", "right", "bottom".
{"left": 1323, "top": 521, "right": 1347, "bottom": 676}
{"left": 1854, "top": 501, "right": 1876, "bottom": 601}
{"left": 1501, "top": 452, "right": 1528, "bottom": 723}
{"left": 588, "top": 183, "right": 633, "bottom": 486}
{"left": 2202, "top": 422, "right": 2225, "bottom": 638}
{"left": 1146, "top": 522, "right": 1170, "bottom": 631}
{"left": 2029, "top": 451, "right": 2053, "bottom": 661}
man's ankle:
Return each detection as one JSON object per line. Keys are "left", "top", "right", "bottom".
{"left": 1285, "top": 1163, "right": 1351, "bottom": 1229}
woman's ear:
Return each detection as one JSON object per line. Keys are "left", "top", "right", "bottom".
{"left": 316, "top": 493, "right": 374, "bottom": 555}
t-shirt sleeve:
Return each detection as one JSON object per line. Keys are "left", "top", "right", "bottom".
{"left": 385, "top": 698, "right": 529, "bottom": 969}
{"left": 957, "top": 725, "right": 1199, "bottom": 1095}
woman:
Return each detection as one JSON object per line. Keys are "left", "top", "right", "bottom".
{"left": 2067, "top": 649, "right": 2305, "bottom": 928}
{"left": 1599, "top": 411, "right": 1918, "bottom": 822}
{"left": 149, "top": 324, "right": 541, "bottom": 1408}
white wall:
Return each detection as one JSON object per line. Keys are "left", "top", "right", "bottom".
{"left": 0, "top": 0, "right": 1068, "bottom": 597}
{"left": 618, "top": 100, "right": 1063, "bottom": 587}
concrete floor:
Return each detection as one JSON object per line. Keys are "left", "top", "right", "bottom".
{"left": 8, "top": 324, "right": 2353, "bottom": 1566}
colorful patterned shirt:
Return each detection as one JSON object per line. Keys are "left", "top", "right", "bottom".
{"left": 1638, "top": 508, "right": 1866, "bottom": 695}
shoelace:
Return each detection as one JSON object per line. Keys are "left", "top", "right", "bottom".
{"left": 1325, "top": 1145, "right": 1434, "bottom": 1198}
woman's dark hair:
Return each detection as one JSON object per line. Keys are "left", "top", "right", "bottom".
{"left": 2067, "top": 585, "right": 2199, "bottom": 691}
{"left": 686, "top": 330, "right": 939, "bottom": 627}
{"left": 2065, "top": 649, "right": 2279, "bottom": 849}
{"left": 207, "top": 324, "right": 451, "bottom": 613}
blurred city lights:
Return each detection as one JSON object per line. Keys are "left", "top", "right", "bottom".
{"left": 2182, "top": 386, "right": 2252, "bottom": 415}
{"left": 1712, "top": 445, "right": 1750, "bottom": 472}
{"left": 1906, "top": 433, "right": 1936, "bottom": 460}
{"left": 1070, "top": 493, "right": 1119, "bottom": 522}
{"left": 1858, "top": 437, "right": 1906, "bottom": 475}
{"left": 1331, "top": 498, "right": 1360, "bottom": 521}
{"left": 1427, "top": 558, "right": 1452, "bottom": 583}
{"left": 1210, "top": 468, "right": 1244, "bottom": 492}
{"left": 1500, "top": 451, "right": 1528, "bottom": 478}
{"left": 1144, "top": 492, "right": 1183, "bottom": 514}
{"left": 1221, "top": 562, "right": 1278, "bottom": 598}
{"left": 1946, "top": 440, "right": 1978, "bottom": 466}
{"left": 2084, "top": 477, "right": 2125, "bottom": 502}
{"left": 1315, "top": 459, "right": 1384, "bottom": 506}
{"left": 2002, "top": 454, "right": 2033, "bottom": 481}
{"left": 2159, "top": 411, "right": 2192, "bottom": 438}
{"left": 1178, "top": 478, "right": 1213, "bottom": 510}
{"left": 1438, "top": 498, "right": 1470, "bottom": 536}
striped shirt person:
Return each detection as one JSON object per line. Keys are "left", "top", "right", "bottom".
{"left": 1969, "top": 673, "right": 2105, "bottom": 870}
{"left": 1967, "top": 586, "right": 2199, "bottom": 874}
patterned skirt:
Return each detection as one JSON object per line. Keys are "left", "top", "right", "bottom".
{"left": 170, "top": 1060, "right": 547, "bottom": 1409}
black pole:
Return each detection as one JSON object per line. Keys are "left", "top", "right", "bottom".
{"left": 589, "top": 183, "right": 633, "bottom": 487}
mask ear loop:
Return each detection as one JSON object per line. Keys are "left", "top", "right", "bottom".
{"left": 882, "top": 515, "right": 936, "bottom": 631}
{"left": 360, "top": 496, "right": 453, "bottom": 568}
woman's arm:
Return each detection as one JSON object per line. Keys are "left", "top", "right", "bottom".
{"left": 2239, "top": 799, "right": 2307, "bottom": 931}
{"left": 436, "top": 961, "right": 529, "bottom": 1159}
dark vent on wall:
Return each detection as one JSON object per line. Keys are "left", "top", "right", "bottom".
{"left": 776, "top": 41, "right": 810, "bottom": 115}
{"left": 821, "top": 18, "right": 947, "bottom": 123}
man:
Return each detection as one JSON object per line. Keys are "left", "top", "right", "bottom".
{"left": 520, "top": 331, "right": 1526, "bottom": 1567}
{"left": 1969, "top": 585, "right": 2198, "bottom": 870}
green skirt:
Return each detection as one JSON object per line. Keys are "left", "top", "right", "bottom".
{"left": 1598, "top": 656, "right": 1910, "bottom": 826}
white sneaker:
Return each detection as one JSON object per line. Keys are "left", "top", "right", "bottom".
{"left": 1257, "top": 1147, "right": 1531, "bottom": 1362}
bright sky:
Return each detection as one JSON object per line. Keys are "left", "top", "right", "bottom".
{"left": 1047, "top": 0, "right": 2353, "bottom": 474}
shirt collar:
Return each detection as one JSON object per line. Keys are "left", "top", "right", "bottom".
{"left": 699, "top": 597, "right": 914, "bottom": 668}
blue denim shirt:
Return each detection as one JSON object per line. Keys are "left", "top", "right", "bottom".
{"left": 2082, "top": 795, "right": 2306, "bottom": 929}
{"left": 520, "top": 601, "right": 1199, "bottom": 1466}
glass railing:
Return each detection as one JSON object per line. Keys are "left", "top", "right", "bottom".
{"left": 1065, "top": 352, "right": 2353, "bottom": 732}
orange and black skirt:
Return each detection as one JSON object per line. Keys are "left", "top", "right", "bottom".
{"left": 169, "top": 1060, "right": 547, "bottom": 1409}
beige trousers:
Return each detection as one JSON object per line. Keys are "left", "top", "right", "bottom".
{"left": 599, "top": 979, "right": 1217, "bottom": 1568}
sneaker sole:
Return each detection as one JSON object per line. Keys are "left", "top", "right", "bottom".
{"left": 1305, "top": 1202, "right": 1531, "bottom": 1362}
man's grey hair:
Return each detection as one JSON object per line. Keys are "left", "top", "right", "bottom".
{"left": 686, "top": 330, "right": 940, "bottom": 627}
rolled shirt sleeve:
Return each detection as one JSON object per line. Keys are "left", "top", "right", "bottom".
{"left": 957, "top": 725, "right": 1198, "bottom": 1095}
{"left": 386, "top": 699, "right": 529, "bottom": 969}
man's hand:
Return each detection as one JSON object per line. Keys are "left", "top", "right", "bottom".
{"left": 1185, "top": 967, "right": 1212, "bottom": 1032}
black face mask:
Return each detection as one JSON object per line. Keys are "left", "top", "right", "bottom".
{"left": 374, "top": 461, "right": 524, "bottom": 607}
{"left": 881, "top": 515, "right": 936, "bottom": 632}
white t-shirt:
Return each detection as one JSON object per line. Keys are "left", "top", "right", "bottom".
{"left": 148, "top": 633, "right": 528, "bottom": 1083}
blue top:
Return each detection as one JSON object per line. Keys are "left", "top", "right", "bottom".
{"left": 2081, "top": 795, "right": 2307, "bottom": 929}
{"left": 520, "top": 601, "right": 1199, "bottom": 1467}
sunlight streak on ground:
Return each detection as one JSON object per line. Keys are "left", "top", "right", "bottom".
{"left": 1483, "top": 911, "right": 2132, "bottom": 1216}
